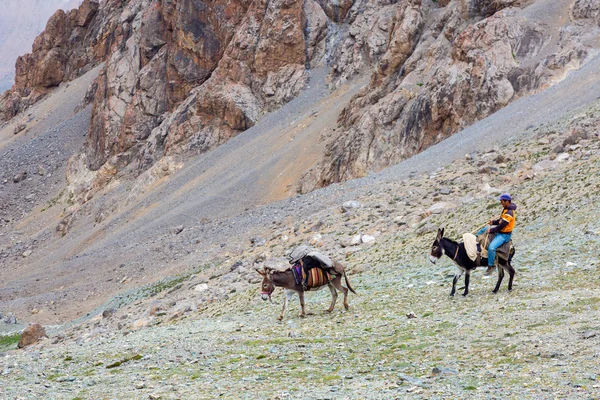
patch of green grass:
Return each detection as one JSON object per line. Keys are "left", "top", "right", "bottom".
{"left": 46, "top": 373, "right": 64, "bottom": 381}
{"left": 41, "top": 189, "right": 64, "bottom": 212}
{"left": 321, "top": 374, "right": 341, "bottom": 382}
{"left": 0, "top": 333, "right": 21, "bottom": 351}
{"left": 106, "top": 354, "right": 143, "bottom": 369}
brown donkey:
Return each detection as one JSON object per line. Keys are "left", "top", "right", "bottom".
{"left": 256, "top": 262, "right": 356, "bottom": 320}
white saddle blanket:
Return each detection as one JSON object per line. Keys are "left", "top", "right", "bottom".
{"left": 463, "top": 233, "right": 479, "bottom": 262}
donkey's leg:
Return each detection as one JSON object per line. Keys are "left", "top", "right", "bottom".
{"left": 506, "top": 262, "right": 515, "bottom": 291}
{"left": 463, "top": 271, "right": 471, "bottom": 296}
{"left": 331, "top": 276, "right": 349, "bottom": 309}
{"left": 298, "top": 290, "right": 306, "bottom": 318}
{"left": 450, "top": 268, "right": 464, "bottom": 297}
{"left": 326, "top": 283, "right": 338, "bottom": 312}
{"left": 492, "top": 267, "right": 505, "bottom": 294}
{"left": 278, "top": 290, "right": 294, "bottom": 321}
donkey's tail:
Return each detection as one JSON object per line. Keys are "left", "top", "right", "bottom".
{"left": 343, "top": 271, "right": 357, "bottom": 294}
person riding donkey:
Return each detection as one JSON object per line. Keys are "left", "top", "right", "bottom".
{"left": 477, "top": 193, "right": 517, "bottom": 276}
{"left": 287, "top": 245, "right": 335, "bottom": 290}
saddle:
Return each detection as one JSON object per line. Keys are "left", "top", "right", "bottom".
{"left": 477, "top": 232, "right": 514, "bottom": 262}
{"left": 291, "top": 264, "right": 331, "bottom": 288}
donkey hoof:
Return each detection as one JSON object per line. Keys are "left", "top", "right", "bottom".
{"left": 325, "top": 309, "right": 334, "bottom": 313}
{"left": 492, "top": 290, "right": 498, "bottom": 294}
{"left": 277, "top": 316, "right": 284, "bottom": 321}
{"left": 462, "top": 293, "right": 468, "bottom": 297}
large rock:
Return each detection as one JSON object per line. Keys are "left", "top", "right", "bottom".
{"left": 18, "top": 323, "right": 47, "bottom": 348}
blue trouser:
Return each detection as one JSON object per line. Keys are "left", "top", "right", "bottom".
{"left": 476, "top": 226, "right": 512, "bottom": 266}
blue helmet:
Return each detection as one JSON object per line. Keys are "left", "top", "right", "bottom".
{"left": 498, "top": 193, "right": 512, "bottom": 202}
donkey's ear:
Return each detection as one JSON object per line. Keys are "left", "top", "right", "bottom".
{"left": 255, "top": 268, "right": 266, "bottom": 276}
{"left": 437, "top": 228, "right": 444, "bottom": 240}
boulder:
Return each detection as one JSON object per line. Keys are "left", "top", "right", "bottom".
{"left": 18, "top": 323, "right": 47, "bottom": 348}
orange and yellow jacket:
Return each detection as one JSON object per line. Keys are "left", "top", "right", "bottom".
{"left": 490, "top": 203, "right": 517, "bottom": 234}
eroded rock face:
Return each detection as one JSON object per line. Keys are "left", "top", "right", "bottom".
{"left": 75, "top": 0, "right": 320, "bottom": 203}
{"left": 0, "top": 0, "right": 121, "bottom": 122}
{"left": 572, "top": 0, "right": 600, "bottom": 23}
{"left": 302, "top": 0, "right": 600, "bottom": 190}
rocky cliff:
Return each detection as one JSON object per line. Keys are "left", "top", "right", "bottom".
{"left": 0, "top": 0, "right": 119, "bottom": 121}
{"left": 301, "top": 0, "right": 600, "bottom": 189}
{"left": 2, "top": 0, "right": 600, "bottom": 202}
{"left": 0, "top": 0, "right": 82, "bottom": 92}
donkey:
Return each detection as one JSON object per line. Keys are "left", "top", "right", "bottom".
{"left": 256, "top": 262, "right": 356, "bottom": 320}
{"left": 429, "top": 228, "right": 515, "bottom": 296}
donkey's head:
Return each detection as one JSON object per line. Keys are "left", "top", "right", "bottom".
{"left": 256, "top": 267, "right": 275, "bottom": 301}
{"left": 429, "top": 228, "right": 445, "bottom": 264}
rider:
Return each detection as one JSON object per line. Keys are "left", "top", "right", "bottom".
{"left": 477, "top": 193, "right": 517, "bottom": 276}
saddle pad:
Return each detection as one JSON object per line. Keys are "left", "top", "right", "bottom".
{"left": 301, "top": 268, "right": 331, "bottom": 288}
{"left": 292, "top": 265, "right": 302, "bottom": 285}
{"left": 463, "top": 233, "right": 478, "bottom": 262}
{"left": 477, "top": 233, "right": 513, "bottom": 261}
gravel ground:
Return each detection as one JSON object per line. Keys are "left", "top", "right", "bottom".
{"left": 1, "top": 85, "right": 599, "bottom": 398}
{"left": 1, "top": 52, "right": 600, "bottom": 399}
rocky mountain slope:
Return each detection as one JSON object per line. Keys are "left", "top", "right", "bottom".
{"left": 0, "top": 0, "right": 81, "bottom": 92}
{"left": 1, "top": 66, "right": 599, "bottom": 398}
{"left": 2, "top": 0, "right": 600, "bottom": 199}
{"left": 0, "top": 0, "right": 600, "bottom": 397}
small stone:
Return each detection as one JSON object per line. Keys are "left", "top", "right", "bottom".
{"left": 22, "top": 250, "right": 32, "bottom": 258}
{"left": 102, "top": 308, "right": 116, "bottom": 319}
{"left": 397, "top": 373, "right": 424, "bottom": 386}
{"left": 170, "top": 225, "right": 184, "bottom": 235}
{"left": 341, "top": 201, "right": 361, "bottom": 212}
{"left": 432, "top": 366, "right": 457, "bottom": 376}
{"left": 361, "top": 235, "right": 376, "bottom": 243}
{"left": 135, "top": 381, "right": 146, "bottom": 389}
{"left": 583, "top": 331, "right": 596, "bottom": 339}
{"left": 13, "top": 171, "right": 27, "bottom": 183}
{"left": 406, "top": 311, "right": 417, "bottom": 319}
{"left": 194, "top": 283, "right": 209, "bottom": 292}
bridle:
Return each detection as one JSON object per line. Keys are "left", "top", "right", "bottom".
{"left": 261, "top": 274, "right": 275, "bottom": 302}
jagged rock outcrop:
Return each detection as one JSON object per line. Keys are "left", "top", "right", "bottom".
{"left": 0, "top": 0, "right": 82, "bottom": 92}
{"left": 300, "top": 0, "right": 600, "bottom": 190}
{"left": 0, "top": 0, "right": 121, "bottom": 122}
{"left": 69, "top": 0, "right": 332, "bottom": 204}
{"left": 3, "top": 0, "right": 600, "bottom": 208}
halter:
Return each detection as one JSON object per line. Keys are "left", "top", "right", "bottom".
{"left": 261, "top": 291, "right": 272, "bottom": 298}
